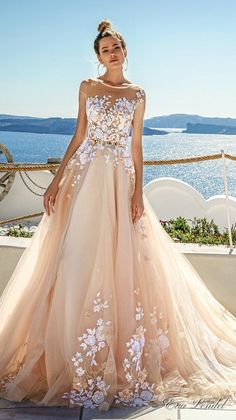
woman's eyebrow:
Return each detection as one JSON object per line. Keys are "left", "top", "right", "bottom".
{"left": 101, "top": 43, "right": 119, "bottom": 51}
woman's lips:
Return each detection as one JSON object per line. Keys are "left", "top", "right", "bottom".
{"left": 110, "top": 59, "right": 118, "bottom": 63}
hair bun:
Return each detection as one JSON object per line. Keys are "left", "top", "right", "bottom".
{"left": 97, "top": 20, "right": 113, "bottom": 33}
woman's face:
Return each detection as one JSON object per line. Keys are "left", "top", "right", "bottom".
{"left": 98, "top": 35, "right": 126, "bottom": 69}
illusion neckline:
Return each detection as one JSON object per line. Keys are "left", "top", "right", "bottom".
{"left": 86, "top": 91, "right": 140, "bottom": 108}
{"left": 93, "top": 78, "right": 137, "bottom": 89}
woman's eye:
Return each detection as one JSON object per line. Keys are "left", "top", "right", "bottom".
{"left": 102, "top": 46, "right": 120, "bottom": 53}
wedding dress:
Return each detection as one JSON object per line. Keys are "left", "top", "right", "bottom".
{"left": 0, "top": 78, "right": 236, "bottom": 412}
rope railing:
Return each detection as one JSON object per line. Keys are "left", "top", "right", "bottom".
{"left": 0, "top": 212, "right": 44, "bottom": 225}
{"left": 0, "top": 163, "right": 59, "bottom": 172}
{"left": 0, "top": 152, "right": 236, "bottom": 172}
{"left": 0, "top": 152, "right": 235, "bottom": 245}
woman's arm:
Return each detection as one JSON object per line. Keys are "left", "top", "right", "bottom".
{"left": 130, "top": 89, "right": 146, "bottom": 223}
{"left": 43, "top": 80, "right": 88, "bottom": 215}
{"left": 54, "top": 79, "right": 88, "bottom": 183}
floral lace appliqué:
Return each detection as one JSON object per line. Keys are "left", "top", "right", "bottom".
{"left": 64, "top": 88, "right": 145, "bottom": 189}
{"left": 0, "top": 343, "right": 27, "bottom": 394}
{"left": 61, "top": 292, "right": 112, "bottom": 409}
{"left": 114, "top": 298, "right": 170, "bottom": 408}
{"left": 0, "top": 363, "right": 25, "bottom": 393}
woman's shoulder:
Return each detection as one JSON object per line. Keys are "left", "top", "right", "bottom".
{"left": 128, "top": 83, "right": 146, "bottom": 98}
{"left": 79, "top": 77, "right": 101, "bottom": 89}
{"left": 78, "top": 78, "right": 100, "bottom": 96}
{"left": 78, "top": 77, "right": 145, "bottom": 100}
{"left": 78, "top": 78, "right": 91, "bottom": 93}
{"left": 78, "top": 78, "right": 100, "bottom": 99}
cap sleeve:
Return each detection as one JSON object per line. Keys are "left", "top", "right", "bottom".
{"left": 135, "top": 87, "right": 146, "bottom": 105}
{"left": 133, "top": 87, "right": 146, "bottom": 112}
{"left": 79, "top": 79, "right": 89, "bottom": 98}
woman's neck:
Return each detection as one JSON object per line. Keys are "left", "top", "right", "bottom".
{"left": 98, "top": 72, "right": 131, "bottom": 87}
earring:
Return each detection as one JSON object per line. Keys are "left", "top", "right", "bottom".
{"left": 123, "top": 56, "right": 128, "bottom": 71}
{"left": 97, "top": 62, "right": 106, "bottom": 76}
{"left": 97, "top": 63, "right": 102, "bottom": 76}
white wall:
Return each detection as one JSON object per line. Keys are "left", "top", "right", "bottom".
{"left": 144, "top": 177, "right": 236, "bottom": 233}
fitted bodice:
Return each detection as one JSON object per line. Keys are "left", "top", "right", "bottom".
{"left": 83, "top": 78, "right": 145, "bottom": 147}
{"left": 65, "top": 79, "right": 146, "bottom": 187}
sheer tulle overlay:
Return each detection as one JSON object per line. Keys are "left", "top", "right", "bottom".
{"left": 1, "top": 78, "right": 236, "bottom": 411}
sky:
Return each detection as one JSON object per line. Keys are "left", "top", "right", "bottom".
{"left": 0, "top": 0, "right": 236, "bottom": 119}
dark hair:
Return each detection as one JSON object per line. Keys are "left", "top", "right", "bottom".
{"left": 94, "top": 19, "right": 127, "bottom": 56}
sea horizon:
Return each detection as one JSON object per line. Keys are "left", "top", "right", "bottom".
{"left": 0, "top": 130, "right": 235, "bottom": 200}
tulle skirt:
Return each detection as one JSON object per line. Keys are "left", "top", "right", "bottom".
{"left": 0, "top": 144, "right": 236, "bottom": 411}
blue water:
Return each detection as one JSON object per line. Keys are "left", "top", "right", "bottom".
{"left": 0, "top": 131, "right": 235, "bottom": 199}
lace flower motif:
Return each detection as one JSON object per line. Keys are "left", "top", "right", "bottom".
{"left": 114, "top": 299, "right": 168, "bottom": 408}
{"left": 64, "top": 88, "right": 145, "bottom": 189}
{"left": 113, "top": 288, "right": 172, "bottom": 409}
{"left": 0, "top": 344, "right": 27, "bottom": 393}
{"left": 61, "top": 292, "right": 111, "bottom": 409}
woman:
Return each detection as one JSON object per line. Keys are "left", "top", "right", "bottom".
{"left": 0, "top": 19, "right": 236, "bottom": 412}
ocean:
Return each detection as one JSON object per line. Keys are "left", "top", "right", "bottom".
{"left": 0, "top": 131, "right": 235, "bottom": 199}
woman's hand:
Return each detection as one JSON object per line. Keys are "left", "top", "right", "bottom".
{"left": 43, "top": 176, "right": 60, "bottom": 216}
{"left": 131, "top": 190, "right": 144, "bottom": 224}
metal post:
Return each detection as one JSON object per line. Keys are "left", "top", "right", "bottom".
{"left": 221, "top": 149, "right": 234, "bottom": 252}
{"left": 177, "top": 407, "right": 181, "bottom": 419}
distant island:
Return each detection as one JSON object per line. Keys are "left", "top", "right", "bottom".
{"left": 0, "top": 115, "right": 168, "bottom": 136}
{"left": 144, "top": 113, "right": 236, "bottom": 130}
{"left": 0, "top": 113, "right": 236, "bottom": 135}
{"left": 0, "top": 117, "right": 77, "bottom": 135}
{"left": 143, "top": 127, "right": 168, "bottom": 135}
{"left": 183, "top": 123, "right": 236, "bottom": 135}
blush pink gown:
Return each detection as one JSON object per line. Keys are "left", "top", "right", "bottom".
{"left": 0, "top": 78, "right": 236, "bottom": 412}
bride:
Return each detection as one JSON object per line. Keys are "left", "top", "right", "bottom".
{"left": 0, "top": 19, "right": 236, "bottom": 412}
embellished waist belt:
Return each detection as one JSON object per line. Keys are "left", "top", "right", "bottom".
{"left": 88, "top": 139, "right": 127, "bottom": 148}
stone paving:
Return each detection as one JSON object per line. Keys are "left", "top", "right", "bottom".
{"left": 0, "top": 398, "right": 173, "bottom": 420}
{"left": 1, "top": 398, "right": 236, "bottom": 420}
